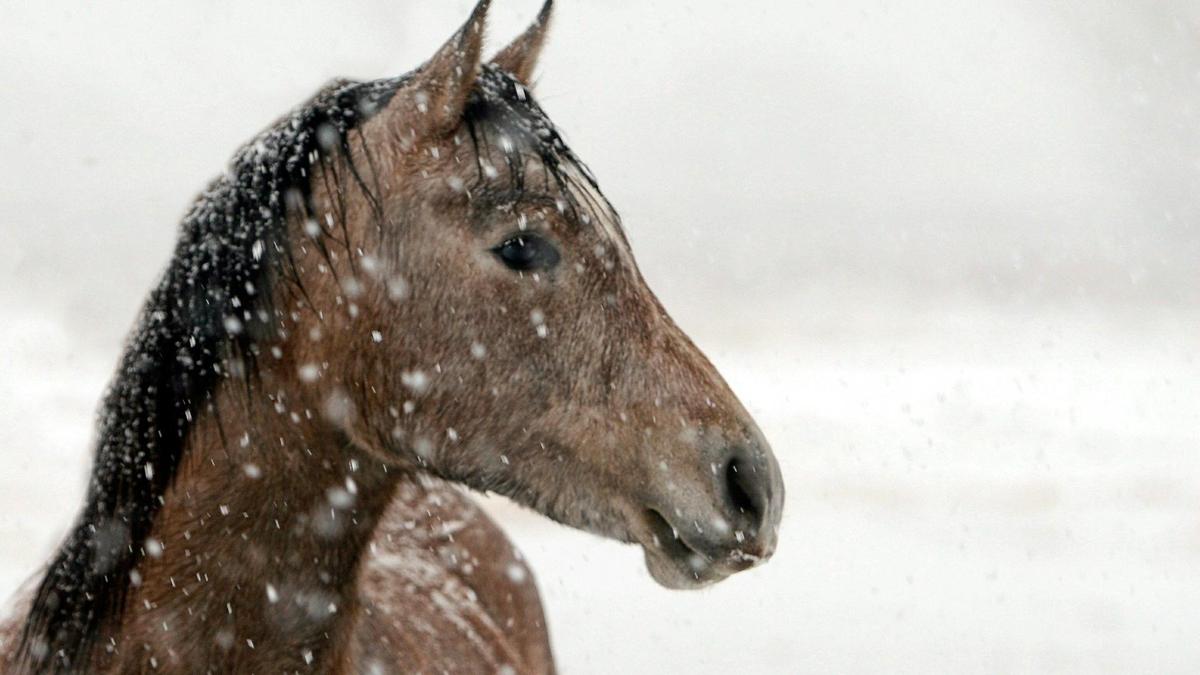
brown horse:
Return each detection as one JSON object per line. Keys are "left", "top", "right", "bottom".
{"left": 0, "top": 1, "right": 783, "bottom": 672}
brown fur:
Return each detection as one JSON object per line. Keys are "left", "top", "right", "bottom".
{"left": 3, "top": 2, "right": 782, "bottom": 672}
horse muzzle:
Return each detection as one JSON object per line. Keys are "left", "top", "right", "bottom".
{"left": 632, "top": 441, "right": 784, "bottom": 589}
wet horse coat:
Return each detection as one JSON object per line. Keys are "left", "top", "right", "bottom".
{"left": 2, "top": 481, "right": 552, "bottom": 672}
{"left": 2, "top": 1, "right": 783, "bottom": 672}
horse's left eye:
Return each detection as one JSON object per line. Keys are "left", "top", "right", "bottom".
{"left": 492, "top": 234, "right": 560, "bottom": 272}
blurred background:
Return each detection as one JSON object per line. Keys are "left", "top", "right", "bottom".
{"left": 1, "top": 1, "right": 1198, "bottom": 672}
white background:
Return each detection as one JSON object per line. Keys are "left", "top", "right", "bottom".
{"left": 2, "top": 1, "right": 1198, "bottom": 672}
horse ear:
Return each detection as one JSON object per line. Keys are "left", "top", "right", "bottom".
{"left": 398, "top": 0, "right": 491, "bottom": 137}
{"left": 490, "top": 0, "right": 553, "bottom": 85}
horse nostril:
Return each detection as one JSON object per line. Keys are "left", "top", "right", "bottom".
{"left": 723, "top": 454, "right": 767, "bottom": 533}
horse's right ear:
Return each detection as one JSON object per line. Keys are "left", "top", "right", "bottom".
{"left": 389, "top": 0, "right": 491, "bottom": 139}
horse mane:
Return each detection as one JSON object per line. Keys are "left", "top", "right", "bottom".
{"left": 17, "top": 75, "right": 404, "bottom": 671}
{"left": 17, "top": 64, "right": 599, "bottom": 671}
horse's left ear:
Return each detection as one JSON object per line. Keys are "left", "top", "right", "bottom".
{"left": 490, "top": 0, "right": 553, "bottom": 85}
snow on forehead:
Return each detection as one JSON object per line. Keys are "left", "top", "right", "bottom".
{"left": 465, "top": 67, "right": 626, "bottom": 246}
{"left": 471, "top": 69, "right": 562, "bottom": 145}
{"left": 467, "top": 67, "right": 599, "bottom": 186}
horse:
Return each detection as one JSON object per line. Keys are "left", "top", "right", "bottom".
{"left": 0, "top": 1, "right": 784, "bottom": 672}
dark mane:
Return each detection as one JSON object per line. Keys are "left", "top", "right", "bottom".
{"left": 18, "top": 63, "right": 597, "bottom": 671}
{"left": 18, "top": 75, "right": 403, "bottom": 671}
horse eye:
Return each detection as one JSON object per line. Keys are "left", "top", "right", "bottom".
{"left": 492, "top": 234, "right": 560, "bottom": 272}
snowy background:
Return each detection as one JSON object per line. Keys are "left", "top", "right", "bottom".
{"left": 2, "top": 1, "right": 1199, "bottom": 672}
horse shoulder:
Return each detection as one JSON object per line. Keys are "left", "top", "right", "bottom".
{"left": 342, "top": 480, "right": 555, "bottom": 674}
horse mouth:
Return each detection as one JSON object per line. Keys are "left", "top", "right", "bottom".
{"left": 636, "top": 508, "right": 763, "bottom": 590}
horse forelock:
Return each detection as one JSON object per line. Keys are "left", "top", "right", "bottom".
{"left": 463, "top": 67, "right": 618, "bottom": 232}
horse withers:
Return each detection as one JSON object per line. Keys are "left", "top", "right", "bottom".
{"left": 1, "top": 1, "right": 783, "bottom": 672}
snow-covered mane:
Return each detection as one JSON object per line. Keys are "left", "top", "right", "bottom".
{"left": 19, "top": 76, "right": 405, "bottom": 669}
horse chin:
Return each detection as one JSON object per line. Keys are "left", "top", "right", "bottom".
{"left": 633, "top": 509, "right": 758, "bottom": 590}
{"left": 641, "top": 547, "right": 731, "bottom": 590}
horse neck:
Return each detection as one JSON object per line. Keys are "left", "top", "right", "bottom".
{"left": 110, "top": 363, "right": 399, "bottom": 672}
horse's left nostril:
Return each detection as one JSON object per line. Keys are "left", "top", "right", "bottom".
{"left": 723, "top": 452, "right": 768, "bottom": 534}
